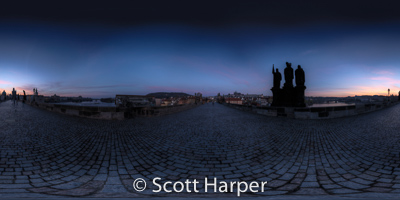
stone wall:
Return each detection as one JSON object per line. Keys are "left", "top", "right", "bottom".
{"left": 33, "top": 103, "right": 124, "bottom": 120}
{"left": 28, "top": 101, "right": 200, "bottom": 120}
{"left": 128, "top": 104, "right": 200, "bottom": 117}
{"left": 223, "top": 101, "right": 398, "bottom": 119}
{"left": 223, "top": 103, "right": 278, "bottom": 117}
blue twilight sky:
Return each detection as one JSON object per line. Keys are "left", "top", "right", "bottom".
{"left": 1, "top": 1, "right": 400, "bottom": 98}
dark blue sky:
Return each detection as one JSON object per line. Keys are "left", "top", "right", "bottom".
{"left": 1, "top": 1, "right": 400, "bottom": 98}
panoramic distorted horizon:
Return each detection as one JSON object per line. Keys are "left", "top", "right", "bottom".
{"left": 1, "top": 1, "right": 400, "bottom": 98}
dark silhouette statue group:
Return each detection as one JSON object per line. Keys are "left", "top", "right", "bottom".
{"left": 271, "top": 62, "right": 306, "bottom": 107}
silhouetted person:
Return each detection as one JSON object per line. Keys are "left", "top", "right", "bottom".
{"left": 12, "top": 88, "right": 16, "bottom": 105}
{"left": 284, "top": 62, "right": 293, "bottom": 88}
{"left": 295, "top": 65, "right": 305, "bottom": 86}
{"left": 272, "top": 65, "right": 282, "bottom": 88}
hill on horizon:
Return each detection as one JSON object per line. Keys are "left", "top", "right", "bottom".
{"left": 146, "top": 92, "right": 192, "bottom": 98}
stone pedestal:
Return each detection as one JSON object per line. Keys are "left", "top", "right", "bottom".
{"left": 271, "top": 87, "right": 282, "bottom": 107}
{"left": 295, "top": 85, "right": 306, "bottom": 107}
{"left": 271, "top": 86, "right": 306, "bottom": 108}
{"left": 282, "top": 86, "right": 295, "bottom": 107}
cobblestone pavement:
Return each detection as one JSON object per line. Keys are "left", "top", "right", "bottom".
{"left": 1, "top": 100, "right": 400, "bottom": 199}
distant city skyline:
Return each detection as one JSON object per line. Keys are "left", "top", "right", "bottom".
{"left": 1, "top": 2, "right": 400, "bottom": 98}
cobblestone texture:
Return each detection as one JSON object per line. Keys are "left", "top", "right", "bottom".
{"left": 1, "top": 100, "right": 400, "bottom": 198}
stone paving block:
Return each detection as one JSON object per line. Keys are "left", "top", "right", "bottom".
{"left": 377, "top": 169, "right": 392, "bottom": 175}
{"left": 377, "top": 178, "right": 393, "bottom": 183}
{"left": 391, "top": 189, "right": 400, "bottom": 193}
{"left": 255, "top": 190, "right": 288, "bottom": 195}
{"left": 277, "top": 183, "right": 299, "bottom": 191}
{"left": 0, "top": 176, "right": 14, "bottom": 180}
{"left": 50, "top": 188, "right": 96, "bottom": 196}
{"left": 322, "top": 184, "right": 342, "bottom": 189}
{"left": 101, "top": 185, "right": 128, "bottom": 193}
{"left": 300, "top": 181, "right": 320, "bottom": 188}
{"left": 304, "top": 175, "right": 317, "bottom": 182}
{"left": 352, "top": 178, "right": 374, "bottom": 185}
{"left": 87, "top": 169, "right": 99, "bottom": 176}
{"left": 106, "top": 177, "right": 122, "bottom": 185}
{"left": 279, "top": 173, "right": 295, "bottom": 181}
{"left": 358, "top": 174, "right": 379, "bottom": 181}
{"left": 108, "top": 171, "right": 119, "bottom": 177}
{"left": 329, "top": 188, "right": 362, "bottom": 194}
{"left": 267, "top": 180, "right": 287, "bottom": 188}
{"left": 331, "top": 177, "right": 346, "bottom": 182}
{"left": 224, "top": 174, "right": 243, "bottom": 179}
{"left": 374, "top": 183, "right": 393, "bottom": 188}
{"left": 275, "top": 168, "right": 288, "bottom": 175}
{"left": 294, "top": 188, "right": 327, "bottom": 195}
{"left": 51, "top": 181, "right": 83, "bottom": 190}
{"left": 0, "top": 184, "right": 31, "bottom": 189}
{"left": 0, "top": 193, "right": 56, "bottom": 198}
{"left": 338, "top": 181, "right": 369, "bottom": 190}
{"left": 94, "top": 174, "right": 108, "bottom": 181}
{"left": 365, "top": 187, "right": 392, "bottom": 193}
{"left": 290, "top": 177, "right": 304, "bottom": 184}
{"left": 0, "top": 180, "right": 12, "bottom": 184}
{"left": 0, "top": 188, "right": 28, "bottom": 193}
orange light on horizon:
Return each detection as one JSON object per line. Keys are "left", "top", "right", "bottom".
{"left": 306, "top": 86, "right": 400, "bottom": 97}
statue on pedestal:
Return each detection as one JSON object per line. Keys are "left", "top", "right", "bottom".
{"left": 284, "top": 62, "right": 294, "bottom": 88}
{"left": 272, "top": 64, "right": 282, "bottom": 89}
{"left": 271, "top": 62, "right": 306, "bottom": 107}
{"left": 295, "top": 65, "right": 305, "bottom": 86}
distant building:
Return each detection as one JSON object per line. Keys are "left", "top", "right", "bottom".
{"left": 225, "top": 98, "right": 242, "bottom": 105}
{"left": 100, "top": 98, "right": 114, "bottom": 103}
{"left": 115, "top": 95, "right": 155, "bottom": 107}
{"left": 356, "top": 95, "right": 386, "bottom": 103}
{"left": 195, "top": 92, "right": 203, "bottom": 103}
{"left": 155, "top": 98, "right": 162, "bottom": 106}
{"left": 187, "top": 97, "right": 196, "bottom": 104}
{"left": 161, "top": 99, "right": 172, "bottom": 106}
{"left": 244, "top": 94, "right": 263, "bottom": 98}
{"left": 35, "top": 95, "right": 45, "bottom": 103}
{"left": 256, "top": 97, "right": 270, "bottom": 106}
{"left": 178, "top": 97, "right": 187, "bottom": 105}
{"left": 233, "top": 91, "right": 242, "bottom": 97}
{"left": 44, "top": 94, "right": 61, "bottom": 103}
